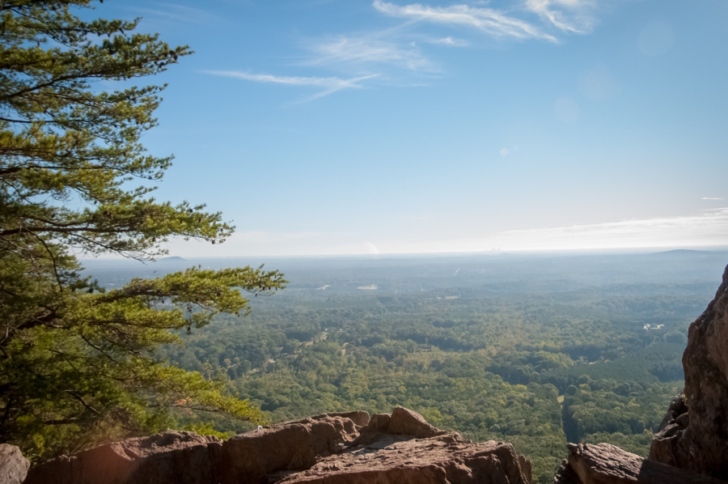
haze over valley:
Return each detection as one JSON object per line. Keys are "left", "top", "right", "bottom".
{"left": 82, "top": 249, "right": 728, "bottom": 482}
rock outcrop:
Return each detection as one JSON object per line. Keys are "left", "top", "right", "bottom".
{"left": 0, "top": 444, "right": 29, "bottom": 484}
{"left": 649, "top": 265, "right": 728, "bottom": 479}
{"left": 557, "top": 265, "right": 728, "bottom": 483}
{"left": 386, "top": 406, "right": 447, "bottom": 438}
{"left": 218, "top": 413, "right": 363, "bottom": 483}
{"left": 277, "top": 434, "right": 528, "bottom": 484}
{"left": 24, "top": 431, "right": 222, "bottom": 484}
{"left": 26, "top": 407, "right": 531, "bottom": 484}
{"left": 555, "top": 443, "right": 726, "bottom": 484}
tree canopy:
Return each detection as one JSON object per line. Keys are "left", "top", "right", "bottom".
{"left": 0, "top": 0, "right": 285, "bottom": 461}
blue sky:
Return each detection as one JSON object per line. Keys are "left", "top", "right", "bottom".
{"left": 101, "top": 0, "right": 727, "bottom": 256}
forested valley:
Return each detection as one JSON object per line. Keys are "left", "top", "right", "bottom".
{"left": 85, "top": 250, "right": 727, "bottom": 483}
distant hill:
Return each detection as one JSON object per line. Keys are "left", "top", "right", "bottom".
{"left": 653, "top": 249, "right": 708, "bottom": 256}
{"left": 156, "top": 256, "right": 186, "bottom": 262}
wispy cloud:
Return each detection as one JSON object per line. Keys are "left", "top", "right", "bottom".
{"left": 204, "top": 71, "right": 380, "bottom": 99}
{"left": 307, "top": 36, "right": 435, "bottom": 71}
{"left": 166, "top": 209, "right": 728, "bottom": 257}
{"left": 204, "top": 0, "right": 602, "bottom": 103}
{"left": 496, "top": 209, "right": 728, "bottom": 251}
{"left": 373, "top": 0, "right": 556, "bottom": 42}
{"left": 703, "top": 197, "right": 724, "bottom": 201}
{"left": 129, "top": 4, "right": 221, "bottom": 26}
{"left": 428, "top": 36, "right": 469, "bottom": 47}
{"left": 525, "top": 0, "right": 596, "bottom": 34}
{"left": 380, "top": 209, "right": 728, "bottom": 254}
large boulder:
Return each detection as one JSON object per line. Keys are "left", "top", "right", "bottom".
{"left": 649, "top": 265, "right": 728, "bottom": 479}
{"left": 556, "top": 443, "right": 726, "bottom": 484}
{"left": 0, "top": 444, "right": 29, "bottom": 484}
{"left": 387, "top": 407, "right": 447, "bottom": 438}
{"left": 275, "top": 434, "right": 530, "bottom": 484}
{"left": 218, "top": 414, "right": 362, "bottom": 484}
{"left": 24, "top": 431, "right": 222, "bottom": 484}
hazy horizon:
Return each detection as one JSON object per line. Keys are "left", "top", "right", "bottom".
{"left": 79, "top": 245, "right": 728, "bottom": 261}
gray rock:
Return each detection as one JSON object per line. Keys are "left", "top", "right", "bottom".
{"left": 0, "top": 444, "right": 29, "bottom": 484}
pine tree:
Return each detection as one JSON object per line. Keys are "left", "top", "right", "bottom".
{"left": 0, "top": 0, "right": 285, "bottom": 461}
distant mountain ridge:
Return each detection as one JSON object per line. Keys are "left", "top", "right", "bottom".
{"left": 156, "top": 256, "right": 186, "bottom": 262}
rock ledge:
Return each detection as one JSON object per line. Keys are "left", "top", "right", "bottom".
{"left": 25, "top": 407, "right": 531, "bottom": 484}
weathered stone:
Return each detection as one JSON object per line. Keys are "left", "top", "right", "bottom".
{"left": 323, "top": 411, "right": 370, "bottom": 427}
{"left": 367, "top": 413, "right": 391, "bottom": 432}
{"left": 518, "top": 455, "right": 533, "bottom": 484}
{"left": 674, "top": 412, "right": 689, "bottom": 428}
{"left": 275, "top": 434, "right": 531, "bottom": 484}
{"left": 387, "top": 407, "right": 446, "bottom": 439}
{"left": 218, "top": 415, "right": 361, "bottom": 484}
{"left": 649, "top": 265, "right": 728, "bottom": 479}
{"left": 24, "top": 431, "right": 221, "bottom": 484}
{"left": 0, "top": 444, "right": 29, "bottom": 484}
{"left": 655, "top": 395, "right": 688, "bottom": 432}
{"left": 564, "top": 443, "right": 726, "bottom": 484}
{"left": 554, "top": 458, "right": 581, "bottom": 484}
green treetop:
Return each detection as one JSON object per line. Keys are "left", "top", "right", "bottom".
{"left": 0, "top": 0, "right": 286, "bottom": 461}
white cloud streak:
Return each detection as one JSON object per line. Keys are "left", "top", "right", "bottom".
{"left": 496, "top": 209, "right": 728, "bottom": 251}
{"left": 373, "top": 0, "right": 556, "bottom": 42}
{"left": 307, "top": 36, "right": 435, "bottom": 71}
{"left": 167, "top": 210, "right": 728, "bottom": 257}
{"left": 129, "top": 4, "right": 221, "bottom": 26}
{"left": 703, "top": 197, "right": 724, "bottom": 201}
{"left": 380, "top": 209, "right": 728, "bottom": 254}
{"left": 204, "top": 71, "right": 380, "bottom": 99}
{"left": 201, "top": 0, "right": 602, "bottom": 104}
{"left": 525, "top": 0, "right": 596, "bottom": 34}
{"left": 428, "top": 36, "right": 469, "bottom": 47}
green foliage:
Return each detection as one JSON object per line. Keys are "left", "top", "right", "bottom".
{"left": 146, "top": 280, "right": 697, "bottom": 480}
{"left": 0, "top": 0, "right": 285, "bottom": 462}
{"left": 561, "top": 379, "right": 679, "bottom": 444}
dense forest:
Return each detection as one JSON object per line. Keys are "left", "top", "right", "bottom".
{"left": 85, "top": 250, "right": 726, "bottom": 483}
